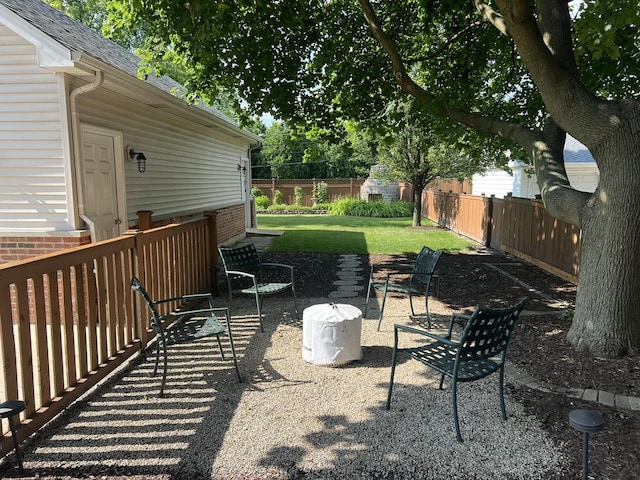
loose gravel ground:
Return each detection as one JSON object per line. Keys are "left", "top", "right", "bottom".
{"left": 4, "top": 295, "right": 570, "bottom": 480}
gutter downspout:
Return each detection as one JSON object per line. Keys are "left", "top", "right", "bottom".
{"left": 247, "top": 142, "right": 263, "bottom": 228}
{"left": 69, "top": 70, "right": 104, "bottom": 228}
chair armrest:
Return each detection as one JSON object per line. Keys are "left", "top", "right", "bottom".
{"left": 385, "top": 271, "right": 418, "bottom": 279}
{"left": 394, "top": 323, "right": 459, "bottom": 346}
{"left": 164, "top": 306, "right": 230, "bottom": 320}
{"left": 261, "top": 262, "right": 294, "bottom": 271}
{"left": 260, "top": 263, "right": 295, "bottom": 282}
{"left": 152, "top": 292, "right": 212, "bottom": 304}
{"left": 224, "top": 269, "right": 256, "bottom": 280}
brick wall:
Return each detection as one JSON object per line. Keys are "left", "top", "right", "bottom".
{"left": 214, "top": 204, "right": 246, "bottom": 245}
{"left": 0, "top": 233, "right": 92, "bottom": 264}
{"left": 0, "top": 204, "right": 248, "bottom": 265}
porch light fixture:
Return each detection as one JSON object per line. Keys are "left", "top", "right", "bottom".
{"left": 128, "top": 147, "right": 147, "bottom": 173}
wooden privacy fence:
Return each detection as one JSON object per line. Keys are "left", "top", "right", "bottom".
{"left": 252, "top": 178, "right": 471, "bottom": 207}
{"left": 0, "top": 215, "right": 217, "bottom": 456}
{"left": 422, "top": 191, "right": 581, "bottom": 283}
{"left": 252, "top": 178, "right": 364, "bottom": 206}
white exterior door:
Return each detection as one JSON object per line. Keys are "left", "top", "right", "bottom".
{"left": 80, "top": 128, "right": 125, "bottom": 241}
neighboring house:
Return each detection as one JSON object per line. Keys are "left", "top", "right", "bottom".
{"left": 472, "top": 135, "right": 600, "bottom": 198}
{"left": 0, "top": 0, "right": 261, "bottom": 263}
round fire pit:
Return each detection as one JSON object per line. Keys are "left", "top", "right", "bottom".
{"left": 302, "top": 303, "right": 363, "bottom": 366}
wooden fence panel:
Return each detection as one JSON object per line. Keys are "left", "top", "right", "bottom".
{"left": 424, "top": 192, "right": 490, "bottom": 245}
{"left": 501, "top": 198, "right": 580, "bottom": 282}
{"left": 252, "top": 178, "right": 364, "bottom": 206}
{"left": 0, "top": 217, "right": 213, "bottom": 456}
{"left": 424, "top": 190, "right": 580, "bottom": 283}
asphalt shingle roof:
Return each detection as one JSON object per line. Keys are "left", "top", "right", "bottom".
{"left": 0, "top": 0, "right": 238, "bottom": 126}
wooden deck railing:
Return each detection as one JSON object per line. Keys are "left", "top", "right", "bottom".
{"left": 0, "top": 215, "right": 216, "bottom": 456}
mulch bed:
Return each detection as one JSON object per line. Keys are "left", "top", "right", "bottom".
{"left": 263, "top": 246, "right": 640, "bottom": 480}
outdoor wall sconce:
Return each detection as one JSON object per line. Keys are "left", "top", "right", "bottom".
{"left": 128, "top": 147, "right": 147, "bottom": 173}
{"left": 237, "top": 164, "right": 247, "bottom": 172}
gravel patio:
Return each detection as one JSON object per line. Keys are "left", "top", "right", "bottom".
{"left": 1, "top": 292, "right": 569, "bottom": 479}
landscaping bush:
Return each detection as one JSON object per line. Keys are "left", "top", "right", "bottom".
{"left": 312, "top": 181, "right": 328, "bottom": 205}
{"left": 274, "top": 189, "right": 284, "bottom": 205}
{"left": 255, "top": 194, "right": 270, "bottom": 209}
{"left": 251, "top": 187, "right": 264, "bottom": 197}
{"left": 294, "top": 186, "right": 304, "bottom": 206}
{"left": 327, "top": 199, "right": 413, "bottom": 217}
{"left": 266, "top": 204, "right": 328, "bottom": 212}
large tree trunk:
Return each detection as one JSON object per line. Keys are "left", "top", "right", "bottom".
{"left": 412, "top": 186, "right": 423, "bottom": 227}
{"left": 567, "top": 137, "right": 640, "bottom": 356}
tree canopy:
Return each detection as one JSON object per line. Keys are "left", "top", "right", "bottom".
{"left": 104, "top": 0, "right": 640, "bottom": 357}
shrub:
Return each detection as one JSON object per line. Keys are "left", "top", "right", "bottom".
{"left": 327, "top": 199, "right": 413, "bottom": 217}
{"left": 312, "top": 181, "right": 328, "bottom": 205}
{"left": 294, "top": 186, "right": 304, "bottom": 206}
{"left": 274, "top": 189, "right": 284, "bottom": 205}
{"left": 251, "top": 187, "right": 263, "bottom": 197}
{"left": 255, "top": 194, "right": 270, "bottom": 210}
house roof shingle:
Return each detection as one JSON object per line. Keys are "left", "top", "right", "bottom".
{"left": 0, "top": 0, "right": 246, "bottom": 131}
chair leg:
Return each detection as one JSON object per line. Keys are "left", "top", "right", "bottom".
{"left": 224, "top": 312, "right": 242, "bottom": 382}
{"left": 424, "top": 281, "right": 432, "bottom": 328}
{"left": 377, "top": 287, "right": 388, "bottom": 331}
{"left": 452, "top": 378, "right": 463, "bottom": 442}
{"left": 499, "top": 366, "right": 507, "bottom": 420}
{"left": 159, "top": 336, "right": 168, "bottom": 397}
{"left": 386, "top": 328, "right": 400, "bottom": 410}
{"left": 152, "top": 338, "right": 161, "bottom": 377}
{"left": 216, "top": 336, "right": 225, "bottom": 359}
{"left": 255, "top": 292, "right": 264, "bottom": 332}
{"left": 409, "top": 293, "right": 416, "bottom": 317}
{"left": 363, "top": 276, "right": 373, "bottom": 316}
{"left": 7, "top": 416, "right": 23, "bottom": 473}
{"left": 291, "top": 286, "right": 299, "bottom": 318}
{"left": 226, "top": 277, "right": 234, "bottom": 303}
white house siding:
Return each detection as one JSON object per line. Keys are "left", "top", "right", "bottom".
{"left": 471, "top": 168, "right": 514, "bottom": 198}
{"left": 0, "top": 24, "right": 69, "bottom": 233}
{"left": 75, "top": 85, "right": 249, "bottom": 227}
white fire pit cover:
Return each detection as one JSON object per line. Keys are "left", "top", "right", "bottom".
{"left": 302, "top": 303, "right": 362, "bottom": 366}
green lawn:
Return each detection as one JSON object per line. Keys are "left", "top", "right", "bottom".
{"left": 256, "top": 214, "right": 474, "bottom": 255}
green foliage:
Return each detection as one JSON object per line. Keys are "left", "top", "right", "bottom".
{"left": 273, "top": 189, "right": 284, "bottom": 205}
{"left": 265, "top": 204, "right": 327, "bottom": 212}
{"left": 254, "top": 121, "right": 375, "bottom": 179}
{"left": 327, "top": 199, "right": 413, "bottom": 218}
{"left": 251, "top": 187, "right": 264, "bottom": 197}
{"left": 294, "top": 187, "right": 304, "bottom": 206}
{"left": 312, "top": 182, "right": 329, "bottom": 205}
{"left": 255, "top": 195, "right": 270, "bottom": 210}
{"left": 378, "top": 100, "right": 485, "bottom": 190}
{"left": 256, "top": 214, "right": 472, "bottom": 255}
{"left": 45, "top": 0, "right": 108, "bottom": 32}
{"left": 572, "top": 0, "right": 640, "bottom": 98}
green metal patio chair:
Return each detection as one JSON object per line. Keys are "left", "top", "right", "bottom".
{"left": 364, "top": 246, "right": 443, "bottom": 331}
{"left": 218, "top": 243, "right": 298, "bottom": 332}
{"left": 386, "top": 297, "right": 528, "bottom": 442}
{"left": 131, "top": 276, "right": 241, "bottom": 397}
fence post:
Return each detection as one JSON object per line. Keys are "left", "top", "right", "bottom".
{"left": 485, "top": 195, "right": 494, "bottom": 247}
{"left": 136, "top": 210, "right": 153, "bottom": 231}
{"left": 204, "top": 210, "right": 219, "bottom": 294}
{"left": 127, "top": 230, "right": 147, "bottom": 353}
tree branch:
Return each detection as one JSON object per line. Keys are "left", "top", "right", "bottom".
{"left": 490, "top": 0, "right": 615, "bottom": 148}
{"left": 405, "top": 20, "right": 485, "bottom": 64}
{"left": 471, "top": 0, "right": 509, "bottom": 36}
